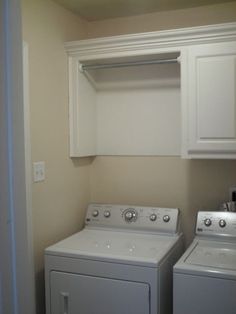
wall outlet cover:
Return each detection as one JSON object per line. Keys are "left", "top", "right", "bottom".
{"left": 33, "top": 161, "right": 45, "bottom": 182}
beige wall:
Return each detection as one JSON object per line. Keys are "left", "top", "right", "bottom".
{"left": 87, "top": 1, "right": 236, "bottom": 37}
{"left": 21, "top": 1, "right": 91, "bottom": 313}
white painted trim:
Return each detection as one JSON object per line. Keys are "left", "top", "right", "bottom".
{"left": 180, "top": 48, "right": 189, "bottom": 158}
{"left": 23, "top": 41, "right": 36, "bottom": 313}
{"left": 65, "top": 22, "right": 236, "bottom": 60}
{"left": 23, "top": 41, "right": 33, "bottom": 269}
{"left": 0, "top": 1, "right": 35, "bottom": 314}
{"left": 0, "top": 2, "right": 18, "bottom": 313}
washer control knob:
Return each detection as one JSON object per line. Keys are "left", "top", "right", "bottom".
{"left": 219, "top": 219, "right": 226, "bottom": 228}
{"left": 204, "top": 218, "right": 212, "bottom": 227}
{"left": 92, "top": 210, "right": 99, "bottom": 217}
{"left": 104, "top": 211, "right": 111, "bottom": 218}
{"left": 163, "top": 215, "right": 170, "bottom": 223}
{"left": 124, "top": 209, "right": 137, "bottom": 222}
{"left": 149, "top": 214, "right": 157, "bottom": 221}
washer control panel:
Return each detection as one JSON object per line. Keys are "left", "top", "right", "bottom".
{"left": 85, "top": 203, "right": 180, "bottom": 234}
{"left": 196, "top": 211, "right": 236, "bottom": 237}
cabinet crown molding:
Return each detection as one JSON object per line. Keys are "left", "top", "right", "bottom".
{"left": 65, "top": 22, "right": 236, "bottom": 59}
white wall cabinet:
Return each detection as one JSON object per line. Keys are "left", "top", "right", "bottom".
{"left": 182, "top": 42, "right": 236, "bottom": 158}
{"left": 66, "top": 22, "right": 236, "bottom": 159}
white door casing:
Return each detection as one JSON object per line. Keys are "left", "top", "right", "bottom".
{"left": 0, "top": 1, "right": 35, "bottom": 314}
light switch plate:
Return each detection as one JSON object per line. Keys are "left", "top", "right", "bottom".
{"left": 33, "top": 161, "right": 45, "bottom": 182}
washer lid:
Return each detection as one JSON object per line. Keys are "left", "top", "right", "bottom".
{"left": 186, "top": 241, "right": 236, "bottom": 271}
{"left": 174, "top": 240, "right": 236, "bottom": 280}
{"left": 45, "top": 228, "right": 181, "bottom": 267}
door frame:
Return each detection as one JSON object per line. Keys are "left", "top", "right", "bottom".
{"left": 0, "top": 1, "right": 35, "bottom": 314}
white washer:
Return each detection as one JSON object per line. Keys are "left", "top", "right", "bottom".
{"left": 45, "top": 203, "right": 183, "bottom": 314}
{"left": 174, "top": 211, "right": 236, "bottom": 314}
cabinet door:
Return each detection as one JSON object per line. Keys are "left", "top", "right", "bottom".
{"left": 50, "top": 271, "right": 150, "bottom": 314}
{"left": 183, "top": 42, "right": 236, "bottom": 158}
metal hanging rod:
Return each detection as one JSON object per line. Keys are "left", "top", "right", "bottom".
{"left": 79, "top": 57, "right": 180, "bottom": 72}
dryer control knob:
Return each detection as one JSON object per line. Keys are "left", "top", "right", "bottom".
{"left": 204, "top": 218, "right": 212, "bottom": 227}
{"left": 124, "top": 209, "right": 137, "bottom": 222}
{"left": 219, "top": 219, "right": 226, "bottom": 228}
{"left": 125, "top": 211, "right": 134, "bottom": 221}
{"left": 104, "top": 211, "right": 111, "bottom": 218}
{"left": 92, "top": 210, "right": 99, "bottom": 217}
{"left": 163, "top": 215, "right": 170, "bottom": 223}
{"left": 149, "top": 214, "right": 157, "bottom": 221}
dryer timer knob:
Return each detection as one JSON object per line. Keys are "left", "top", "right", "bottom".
{"left": 124, "top": 209, "right": 137, "bottom": 222}
{"left": 125, "top": 211, "right": 134, "bottom": 221}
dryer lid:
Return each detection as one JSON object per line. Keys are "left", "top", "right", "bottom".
{"left": 45, "top": 228, "right": 181, "bottom": 267}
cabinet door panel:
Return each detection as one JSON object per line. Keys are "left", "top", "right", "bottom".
{"left": 198, "top": 56, "right": 235, "bottom": 139}
{"left": 185, "top": 42, "right": 236, "bottom": 158}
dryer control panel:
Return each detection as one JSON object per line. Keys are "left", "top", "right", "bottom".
{"left": 85, "top": 203, "right": 180, "bottom": 234}
{"left": 196, "top": 211, "right": 236, "bottom": 237}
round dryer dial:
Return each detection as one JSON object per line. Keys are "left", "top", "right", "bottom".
{"left": 123, "top": 208, "right": 138, "bottom": 222}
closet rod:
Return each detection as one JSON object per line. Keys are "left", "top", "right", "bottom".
{"left": 79, "top": 57, "right": 179, "bottom": 72}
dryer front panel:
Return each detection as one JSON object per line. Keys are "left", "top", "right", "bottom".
{"left": 50, "top": 271, "right": 150, "bottom": 314}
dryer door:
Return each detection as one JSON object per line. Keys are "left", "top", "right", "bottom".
{"left": 50, "top": 271, "right": 150, "bottom": 314}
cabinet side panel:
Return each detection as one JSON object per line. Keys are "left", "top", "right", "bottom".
{"left": 77, "top": 70, "right": 97, "bottom": 156}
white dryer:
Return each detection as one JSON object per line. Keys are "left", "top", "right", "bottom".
{"left": 45, "top": 203, "right": 183, "bottom": 314}
{"left": 174, "top": 211, "right": 236, "bottom": 314}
